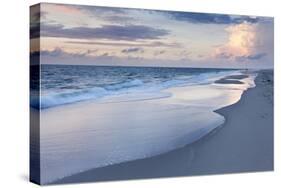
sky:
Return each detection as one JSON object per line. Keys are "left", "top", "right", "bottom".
{"left": 30, "top": 3, "right": 274, "bottom": 68}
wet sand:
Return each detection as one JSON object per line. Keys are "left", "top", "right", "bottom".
{"left": 54, "top": 70, "right": 273, "bottom": 185}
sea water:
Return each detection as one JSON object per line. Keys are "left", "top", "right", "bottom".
{"left": 32, "top": 65, "right": 256, "bottom": 183}
{"left": 32, "top": 65, "right": 245, "bottom": 108}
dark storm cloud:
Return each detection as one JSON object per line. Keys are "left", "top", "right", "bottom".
{"left": 38, "top": 23, "right": 169, "bottom": 41}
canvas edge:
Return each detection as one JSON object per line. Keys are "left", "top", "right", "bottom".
{"left": 29, "top": 3, "right": 41, "bottom": 185}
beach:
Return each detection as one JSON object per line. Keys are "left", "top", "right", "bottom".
{"left": 28, "top": 5, "right": 275, "bottom": 185}
{"left": 53, "top": 70, "right": 273, "bottom": 184}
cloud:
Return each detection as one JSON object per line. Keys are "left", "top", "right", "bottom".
{"left": 235, "top": 53, "right": 267, "bottom": 61}
{"left": 40, "top": 48, "right": 65, "bottom": 57}
{"left": 215, "top": 52, "right": 233, "bottom": 59}
{"left": 154, "top": 50, "right": 166, "bottom": 56}
{"left": 30, "top": 25, "right": 40, "bottom": 39}
{"left": 38, "top": 23, "right": 169, "bottom": 41}
{"left": 166, "top": 11, "right": 260, "bottom": 24}
{"left": 77, "top": 5, "right": 126, "bottom": 15}
{"left": 100, "top": 15, "right": 134, "bottom": 23}
{"left": 47, "top": 4, "right": 83, "bottom": 14}
{"left": 65, "top": 40, "right": 181, "bottom": 48}
{"left": 213, "top": 18, "right": 273, "bottom": 65}
{"left": 121, "top": 47, "right": 144, "bottom": 53}
{"left": 35, "top": 4, "right": 273, "bottom": 68}
{"left": 213, "top": 23, "right": 258, "bottom": 60}
{"left": 78, "top": 6, "right": 135, "bottom": 23}
{"left": 245, "top": 53, "right": 267, "bottom": 60}
{"left": 101, "top": 52, "right": 109, "bottom": 57}
{"left": 30, "top": 4, "right": 42, "bottom": 39}
{"left": 43, "top": 4, "right": 134, "bottom": 24}
{"left": 30, "top": 47, "right": 93, "bottom": 59}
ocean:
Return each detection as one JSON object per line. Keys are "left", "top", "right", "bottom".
{"left": 32, "top": 65, "right": 257, "bottom": 184}
{"left": 32, "top": 65, "right": 243, "bottom": 109}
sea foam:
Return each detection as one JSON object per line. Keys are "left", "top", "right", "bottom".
{"left": 33, "top": 66, "right": 242, "bottom": 109}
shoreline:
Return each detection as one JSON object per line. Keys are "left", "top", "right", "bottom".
{"left": 53, "top": 70, "right": 273, "bottom": 185}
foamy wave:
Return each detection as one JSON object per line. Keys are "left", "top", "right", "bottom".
{"left": 35, "top": 70, "right": 241, "bottom": 109}
{"left": 105, "top": 79, "right": 144, "bottom": 90}
{"left": 40, "top": 87, "right": 107, "bottom": 109}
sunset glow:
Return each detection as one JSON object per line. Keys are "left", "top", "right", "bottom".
{"left": 30, "top": 3, "right": 274, "bottom": 68}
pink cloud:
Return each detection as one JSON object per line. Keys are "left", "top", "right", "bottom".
{"left": 213, "top": 23, "right": 258, "bottom": 60}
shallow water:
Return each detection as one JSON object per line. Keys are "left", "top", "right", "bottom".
{"left": 36, "top": 66, "right": 257, "bottom": 184}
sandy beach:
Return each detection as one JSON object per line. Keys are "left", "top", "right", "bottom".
{"left": 29, "top": 5, "right": 274, "bottom": 185}
{"left": 54, "top": 70, "right": 273, "bottom": 184}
